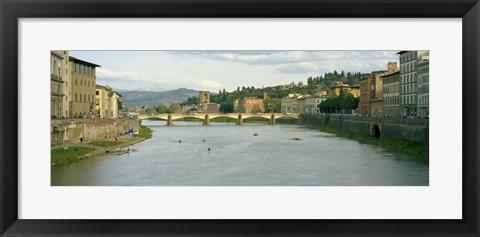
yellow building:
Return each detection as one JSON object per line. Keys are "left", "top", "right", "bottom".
{"left": 199, "top": 91, "right": 210, "bottom": 104}
{"left": 371, "top": 99, "right": 383, "bottom": 115}
{"left": 111, "top": 91, "right": 122, "bottom": 119}
{"left": 371, "top": 62, "right": 398, "bottom": 115}
{"left": 331, "top": 85, "right": 360, "bottom": 98}
{"left": 359, "top": 62, "right": 398, "bottom": 115}
{"left": 96, "top": 84, "right": 112, "bottom": 118}
{"left": 50, "top": 51, "right": 68, "bottom": 119}
{"left": 69, "top": 57, "right": 100, "bottom": 118}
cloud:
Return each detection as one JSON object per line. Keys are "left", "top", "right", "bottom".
{"left": 96, "top": 68, "right": 148, "bottom": 82}
{"left": 274, "top": 57, "right": 398, "bottom": 74}
{"left": 96, "top": 77, "right": 165, "bottom": 91}
{"left": 274, "top": 62, "right": 320, "bottom": 74}
{"left": 161, "top": 76, "right": 223, "bottom": 92}
{"left": 210, "top": 53, "right": 271, "bottom": 62}
{"left": 175, "top": 51, "right": 399, "bottom": 68}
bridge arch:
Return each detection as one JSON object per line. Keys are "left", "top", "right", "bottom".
{"left": 172, "top": 115, "right": 203, "bottom": 121}
{"left": 208, "top": 115, "right": 238, "bottom": 121}
{"left": 142, "top": 116, "right": 168, "bottom": 121}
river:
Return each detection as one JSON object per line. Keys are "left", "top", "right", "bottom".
{"left": 51, "top": 120, "right": 428, "bottom": 186}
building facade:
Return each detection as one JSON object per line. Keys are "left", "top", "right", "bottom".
{"left": 50, "top": 51, "right": 67, "bottom": 119}
{"left": 417, "top": 52, "right": 430, "bottom": 118}
{"left": 111, "top": 91, "right": 122, "bottom": 119}
{"left": 281, "top": 94, "right": 301, "bottom": 113}
{"left": 297, "top": 96, "right": 307, "bottom": 113}
{"left": 199, "top": 91, "right": 210, "bottom": 104}
{"left": 359, "top": 74, "right": 375, "bottom": 114}
{"left": 359, "top": 62, "right": 398, "bottom": 115}
{"left": 371, "top": 62, "right": 398, "bottom": 115}
{"left": 204, "top": 103, "right": 220, "bottom": 113}
{"left": 96, "top": 84, "right": 112, "bottom": 118}
{"left": 60, "top": 51, "right": 70, "bottom": 118}
{"left": 235, "top": 97, "right": 265, "bottom": 113}
{"left": 331, "top": 85, "right": 360, "bottom": 98}
{"left": 69, "top": 56, "right": 100, "bottom": 118}
{"left": 382, "top": 71, "right": 401, "bottom": 117}
{"left": 398, "top": 51, "right": 428, "bottom": 117}
{"left": 305, "top": 96, "right": 327, "bottom": 114}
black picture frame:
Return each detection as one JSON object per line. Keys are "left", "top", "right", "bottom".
{"left": 1, "top": 0, "right": 479, "bottom": 236}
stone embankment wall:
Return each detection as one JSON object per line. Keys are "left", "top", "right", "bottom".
{"left": 51, "top": 118, "right": 135, "bottom": 145}
{"left": 300, "top": 114, "right": 429, "bottom": 142}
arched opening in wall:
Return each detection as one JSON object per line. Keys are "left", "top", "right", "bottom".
{"left": 372, "top": 125, "right": 381, "bottom": 138}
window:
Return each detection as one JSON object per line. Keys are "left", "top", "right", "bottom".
{"left": 75, "top": 94, "right": 77, "bottom": 102}
{"left": 75, "top": 78, "right": 77, "bottom": 85}
{"left": 80, "top": 80, "right": 82, "bottom": 86}
{"left": 96, "top": 91, "right": 99, "bottom": 95}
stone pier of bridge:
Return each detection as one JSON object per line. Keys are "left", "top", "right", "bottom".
{"left": 203, "top": 114, "right": 210, "bottom": 125}
{"left": 236, "top": 114, "right": 243, "bottom": 125}
{"left": 167, "top": 114, "right": 173, "bottom": 126}
{"left": 270, "top": 114, "right": 276, "bottom": 125}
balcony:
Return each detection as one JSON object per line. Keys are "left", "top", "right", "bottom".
{"left": 50, "top": 74, "right": 63, "bottom": 82}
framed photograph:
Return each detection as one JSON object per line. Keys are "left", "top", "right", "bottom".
{"left": 1, "top": 0, "right": 479, "bottom": 236}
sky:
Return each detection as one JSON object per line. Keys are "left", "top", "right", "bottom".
{"left": 69, "top": 50, "right": 399, "bottom": 92}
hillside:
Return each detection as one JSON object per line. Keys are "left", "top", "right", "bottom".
{"left": 120, "top": 88, "right": 199, "bottom": 107}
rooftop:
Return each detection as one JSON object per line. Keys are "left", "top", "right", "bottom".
{"left": 69, "top": 56, "right": 101, "bottom": 67}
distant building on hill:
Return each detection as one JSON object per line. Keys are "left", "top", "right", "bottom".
{"left": 331, "top": 85, "right": 360, "bottom": 98}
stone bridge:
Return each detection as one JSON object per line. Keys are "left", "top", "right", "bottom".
{"left": 137, "top": 113, "right": 299, "bottom": 125}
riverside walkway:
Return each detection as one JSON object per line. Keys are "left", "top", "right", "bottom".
{"left": 51, "top": 136, "right": 145, "bottom": 165}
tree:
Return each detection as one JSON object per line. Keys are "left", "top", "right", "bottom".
{"left": 319, "top": 93, "right": 359, "bottom": 114}
{"left": 219, "top": 102, "right": 234, "bottom": 113}
{"left": 117, "top": 99, "right": 123, "bottom": 110}
{"left": 319, "top": 96, "right": 339, "bottom": 113}
{"left": 145, "top": 107, "right": 157, "bottom": 115}
{"left": 307, "top": 77, "right": 313, "bottom": 85}
{"left": 156, "top": 103, "right": 170, "bottom": 114}
{"left": 180, "top": 96, "right": 199, "bottom": 106}
{"left": 169, "top": 102, "right": 182, "bottom": 114}
{"left": 338, "top": 89, "right": 346, "bottom": 111}
{"left": 264, "top": 97, "right": 281, "bottom": 113}
{"left": 344, "top": 94, "right": 359, "bottom": 111}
